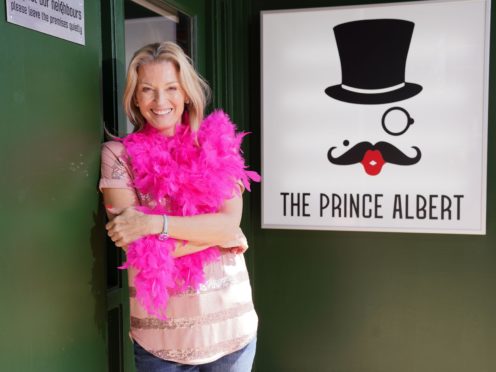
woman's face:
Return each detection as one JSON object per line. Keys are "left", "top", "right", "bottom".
{"left": 135, "top": 61, "right": 187, "bottom": 136}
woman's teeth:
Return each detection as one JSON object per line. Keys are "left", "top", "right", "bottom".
{"left": 153, "top": 108, "right": 173, "bottom": 115}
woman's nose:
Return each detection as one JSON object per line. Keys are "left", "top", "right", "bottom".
{"left": 155, "top": 90, "right": 169, "bottom": 104}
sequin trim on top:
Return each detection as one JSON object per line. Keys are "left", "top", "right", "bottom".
{"left": 111, "top": 159, "right": 127, "bottom": 179}
{"left": 149, "top": 334, "right": 256, "bottom": 363}
{"left": 178, "top": 270, "right": 250, "bottom": 297}
{"left": 131, "top": 302, "right": 254, "bottom": 330}
{"left": 128, "top": 270, "right": 249, "bottom": 299}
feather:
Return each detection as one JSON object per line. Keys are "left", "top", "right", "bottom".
{"left": 120, "top": 110, "right": 260, "bottom": 319}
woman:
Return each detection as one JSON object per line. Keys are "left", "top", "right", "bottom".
{"left": 99, "top": 42, "right": 258, "bottom": 371}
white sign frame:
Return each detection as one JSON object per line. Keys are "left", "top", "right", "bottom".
{"left": 6, "top": 0, "right": 85, "bottom": 45}
{"left": 261, "top": 0, "right": 490, "bottom": 234}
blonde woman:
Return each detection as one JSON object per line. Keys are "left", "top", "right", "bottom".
{"left": 100, "top": 42, "right": 258, "bottom": 371}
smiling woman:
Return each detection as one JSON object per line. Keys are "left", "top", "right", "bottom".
{"left": 123, "top": 42, "right": 209, "bottom": 134}
{"left": 134, "top": 61, "right": 187, "bottom": 136}
{"left": 100, "top": 41, "right": 259, "bottom": 371}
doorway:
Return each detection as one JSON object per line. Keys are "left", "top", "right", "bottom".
{"left": 102, "top": 1, "right": 207, "bottom": 371}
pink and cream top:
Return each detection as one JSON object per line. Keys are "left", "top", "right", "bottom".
{"left": 99, "top": 141, "right": 258, "bottom": 365}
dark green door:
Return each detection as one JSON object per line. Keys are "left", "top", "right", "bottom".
{"left": 0, "top": 1, "right": 107, "bottom": 371}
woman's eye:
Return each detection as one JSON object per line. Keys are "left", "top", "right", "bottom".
{"left": 141, "top": 87, "right": 152, "bottom": 93}
{"left": 167, "top": 86, "right": 177, "bottom": 92}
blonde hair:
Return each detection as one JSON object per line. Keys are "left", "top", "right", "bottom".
{"left": 123, "top": 42, "right": 211, "bottom": 132}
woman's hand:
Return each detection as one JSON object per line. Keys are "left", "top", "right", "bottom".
{"left": 105, "top": 206, "right": 161, "bottom": 248}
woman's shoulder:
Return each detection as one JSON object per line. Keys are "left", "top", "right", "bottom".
{"left": 102, "top": 140, "right": 125, "bottom": 152}
{"left": 101, "top": 140, "right": 131, "bottom": 166}
{"left": 101, "top": 140, "right": 127, "bottom": 157}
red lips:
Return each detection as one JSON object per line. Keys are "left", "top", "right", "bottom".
{"left": 361, "top": 150, "right": 385, "bottom": 176}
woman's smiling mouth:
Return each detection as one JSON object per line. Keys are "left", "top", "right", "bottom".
{"left": 152, "top": 108, "right": 173, "bottom": 116}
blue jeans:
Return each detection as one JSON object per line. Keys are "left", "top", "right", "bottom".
{"left": 133, "top": 338, "right": 257, "bottom": 372}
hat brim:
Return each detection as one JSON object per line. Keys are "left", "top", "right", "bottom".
{"left": 325, "top": 83, "right": 422, "bottom": 104}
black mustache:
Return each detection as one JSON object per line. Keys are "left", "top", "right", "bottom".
{"left": 328, "top": 141, "right": 421, "bottom": 165}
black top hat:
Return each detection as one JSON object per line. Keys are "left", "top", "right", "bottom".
{"left": 325, "top": 19, "right": 422, "bottom": 104}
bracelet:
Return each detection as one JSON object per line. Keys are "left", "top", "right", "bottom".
{"left": 158, "top": 214, "right": 169, "bottom": 241}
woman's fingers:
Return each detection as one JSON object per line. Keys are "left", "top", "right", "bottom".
{"left": 106, "top": 221, "right": 140, "bottom": 247}
{"left": 108, "top": 229, "right": 130, "bottom": 245}
{"left": 105, "top": 219, "right": 114, "bottom": 231}
{"left": 110, "top": 233, "right": 128, "bottom": 248}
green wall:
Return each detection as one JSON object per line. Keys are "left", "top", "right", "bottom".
{"left": 247, "top": 1, "right": 496, "bottom": 371}
{"left": 0, "top": 2, "right": 107, "bottom": 371}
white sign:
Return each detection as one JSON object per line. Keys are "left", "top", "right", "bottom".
{"left": 261, "top": 0, "right": 490, "bottom": 234}
{"left": 6, "top": 0, "right": 85, "bottom": 45}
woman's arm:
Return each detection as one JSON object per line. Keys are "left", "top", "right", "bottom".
{"left": 99, "top": 141, "right": 245, "bottom": 257}
{"left": 168, "top": 195, "right": 243, "bottom": 242}
{"left": 104, "top": 188, "right": 246, "bottom": 254}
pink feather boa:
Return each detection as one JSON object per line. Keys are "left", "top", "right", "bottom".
{"left": 120, "top": 110, "right": 260, "bottom": 319}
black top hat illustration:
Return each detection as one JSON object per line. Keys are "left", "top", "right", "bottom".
{"left": 325, "top": 19, "right": 422, "bottom": 104}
